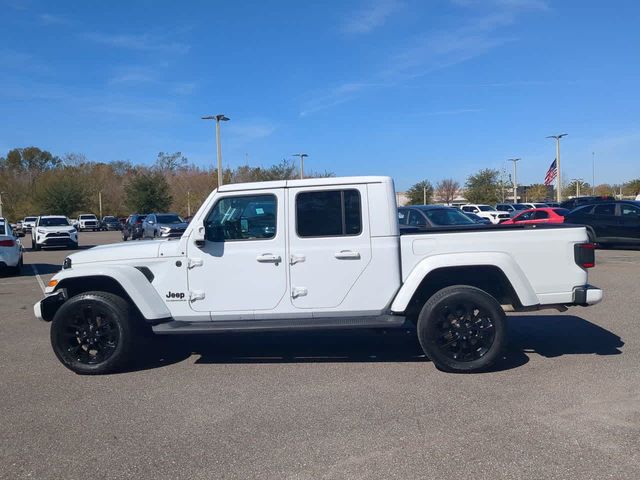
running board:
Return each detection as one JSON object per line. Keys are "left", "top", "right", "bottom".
{"left": 152, "top": 315, "right": 408, "bottom": 335}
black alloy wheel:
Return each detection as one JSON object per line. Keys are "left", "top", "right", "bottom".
{"left": 417, "top": 285, "right": 506, "bottom": 373}
{"left": 51, "top": 292, "right": 135, "bottom": 374}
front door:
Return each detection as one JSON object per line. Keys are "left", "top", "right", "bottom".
{"left": 287, "top": 185, "right": 371, "bottom": 309}
{"left": 618, "top": 203, "right": 640, "bottom": 241}
{"left": 187, "top": 189, "right": 287, "bottom": 314}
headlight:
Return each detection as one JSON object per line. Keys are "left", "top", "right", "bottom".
{"left": 160, "top": 226, "right": 171, "bottom": 232}
{"left": 37, "top": 228, "right": 46, "bottom": 234}
{"left": 69, "top": 228, "right": 77, "bottom": 234}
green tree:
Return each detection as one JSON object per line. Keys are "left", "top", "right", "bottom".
{"left": 624, "top": 178, "right": 640, "bottom": 196}
{"left": 4, "top": 147, "right": 60, "bottom": 174}
{"left": 526, "top": 184, "right": 550, "bottom": 202}
{"left": 124, "top": 171, "right": 173, "bottom": 213}
{"left": 34, "top": 170, "right": 88, "bottom": 217}
{"left": 155, "top": 152, "right": 188, "bottom": 172}
{"left": 562, "top": 180, "right": 591, "bottom": 198}
{"left": 405, "top": 180, "right": 434, "bottom": 205}
{"left": 464, "top": 169, "right": 500, "bottom": 204}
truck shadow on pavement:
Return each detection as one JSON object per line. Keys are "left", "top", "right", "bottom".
{"left": 129, "top": 314, "right": 623, "bottom": 373}
{"left": 19, "top": 263, "right": 61, "bottom": 276}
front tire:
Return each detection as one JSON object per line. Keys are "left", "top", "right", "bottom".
{"left": 417, "top": 286, "right": 506, "bottom": 373}
{"left": 50, "top": 292, "right": 136, "bottom": 375}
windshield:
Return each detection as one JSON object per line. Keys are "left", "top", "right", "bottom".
{"left": 533, "top": 203, "right": 548, "bottom": 208}
{"left": 156, "top": 214, "right": 184, "bottom": 224}
{"left": 25, "top": 217, "right": 37, "bottom": 222}
{"left": 104, "top": 216, "right": 117, "bottom": 221}
{"left": 425, "top": 208, "right": 475, "bottom": 226}
{"left": 512, "top": 204, "right": 528, "bottom": 210}
{"left": 80, "top": 215, "right": 96, "bottom": 220}
{"left": 40, "top": 217, "right": 69, "bottom": 227}
{"left": 0, "top": 222, "right": 5, "bottom": 235}
{"left": 477, "top": 205, "right": 494, "bottom": 212}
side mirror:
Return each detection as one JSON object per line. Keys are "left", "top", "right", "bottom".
{"left": 206, "top": 224, "right": 225, "bottom": 243}
{"left": 194, "top": 225, "right": 206, "bottom": 247}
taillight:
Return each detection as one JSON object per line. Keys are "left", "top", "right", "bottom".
{"left": 574, "top": 242, "right": 595, "bottom": 268}
{"left": 0, "top": 239, "right": 15, "bottom": 247}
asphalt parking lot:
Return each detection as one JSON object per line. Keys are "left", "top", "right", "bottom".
{"left": 1, "top": 231, "right": 639, "bottom": 480}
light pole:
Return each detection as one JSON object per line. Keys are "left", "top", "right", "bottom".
{"left": 293, "top": 153, "right": 308, "bottom": 179}
{"left": 546, "top": 133, "right": 567, "bottom": 202}
{"left": 187, "top": 190, "right": 191, "bottom": 218}
{"left": 202, "top": 114, "right": 230, "bottom": 187}
{"left": 572, "top": 178, "right": 583, "bottom": 198}
{"left": 592, "top": 151, "right": 595, "bottom": 195}
{"left": 507, "top": 158, "right": 520, "bottom": 203}
{"left": 0, "top": 191, "right": 5, "bottom": 218}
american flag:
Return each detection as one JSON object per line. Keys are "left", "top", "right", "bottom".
{"left": 544, "top": 159, "right": 557, "bottom": 186}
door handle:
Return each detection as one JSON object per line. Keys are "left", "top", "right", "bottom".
{"left": 257, "top": 253, "right": 281, "bottom": 263}
{"left": 334, "top": 250, "right": 360, "bottom": 260}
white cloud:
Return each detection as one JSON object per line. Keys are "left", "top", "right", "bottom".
{"left": 38, "top": 13, "right": 70, "bottom": 25}
{"left": 84, "top": 32, "right": 190, "bottom": 55}
{"left": 342, "top": 0, "right": 403, "bottom": 34}
{"left": 227, "top": 121, "right": 277, "bottom": 141}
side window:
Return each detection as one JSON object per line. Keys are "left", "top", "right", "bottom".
{"left": 397, "top": 209, "right": 409, "bottom": 225}
{"left": 621, "top": 204, "right": 640, "bottom": 216}
{"left": 534, "top": 211, "right": 549, "bottom": 220}
{"left": 462, "top": 206, "right": 472, "bottom": 212}
{"left": 205, "top": 194, "right": 277, "bottom": 241}
{"left": 516, "top": 212, "right": 534, "bottom": 221}
{"left": 594, "top": 204, "right": 615, "bottom": 216}
{"left": 408, "top": 210, "right": 427, "bottom": 226}
{"left": 296, "top": 189, "right": 361, "bottom": 237}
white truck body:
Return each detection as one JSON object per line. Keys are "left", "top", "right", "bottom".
{"left": 34, "top": 176, "right": 602, "bottom": 373}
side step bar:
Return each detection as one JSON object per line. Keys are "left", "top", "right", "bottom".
{"left": 152, "top": 315, "right": 408, "bottom": 335}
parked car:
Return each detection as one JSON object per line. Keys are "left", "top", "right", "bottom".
{"left": 545, "top": 202, "right": 561, "bottom": 208}
{"left": 495, "top": 203, "right": 530, "bottom": 217}
{"left": 460, "top": 204, "right": 510, "bottom": 224}
{"left": 398, "top": 205, "right": 477, "bottom": 230}
{"left": 76, "top": 214, "right": 99, "bottom": 231}
{"left": 564, "top": 201, "right": 640, "bottom": 246}
{"left": 22, "top": 216, "right": 38, "bottom": 233}
{"left": 142, "top": 213, "right": 189, "bottom": 239}
{"left": 560, "top": 196, "right": 614, "bottom": 211}
{"left": 35, "top": 176, "right": 601, "bottom": 375}
{"left": 0, "top": 217, "right": 24, "bottom": 275}
{"left": 518, "top": 202, "right": 549, "bottom": 210}
{"left": 31, "top": 215, "right": 78, "bottom": 250}
{"left": 122, "top": 214, "right": 147, "bottom": 241}
{"left": 463, "top": 212, "right": 492, "bottom": 224}
{"left": 501, "top": 208, "right": 569, "bottom": 225}
{"left": 100, "top": 216, "right": 121, "bottom": 231}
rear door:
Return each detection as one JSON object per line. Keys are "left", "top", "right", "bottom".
{"left": 591, "top": 203, "right": 617, "bottom": 239}
{"left": 618, "top": 203, "right": 640, "bottom": 241}
{"left": 287, "top": 185, "right": 371, "bottom": 309}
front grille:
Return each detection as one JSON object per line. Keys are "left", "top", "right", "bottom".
{"left": 83, "top": 221, "right": 97, "bottom": 226}
{"left": 43, "top": 238, "right": 72, "bottom": 245}
{"left": 46, "top": 232, "right": 70, "bottom": 238}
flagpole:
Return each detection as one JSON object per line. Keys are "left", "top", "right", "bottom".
{"left": 547, "top": 134, "right": 568, "bottom": 202}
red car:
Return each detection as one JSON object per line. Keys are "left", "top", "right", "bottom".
{"left": 502, "top": 207, "right": 570, "bottom": 225}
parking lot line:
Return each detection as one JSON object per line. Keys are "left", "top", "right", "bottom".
{"left": 31, "top": 264, "right": 46, "bottom": 293}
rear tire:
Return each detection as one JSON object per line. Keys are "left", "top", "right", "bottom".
{"left": 33, "top": 242, "right": 40, "bottom": 251}
{"left": 50, "top": 291, "right": 136, "bottom": 375}
{"left": 417, "top": 285, "right": 507, "bottom": 373}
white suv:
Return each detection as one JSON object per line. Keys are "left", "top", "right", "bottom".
{"left": 32, "top": 216, "right": 78, "bottom": 251}
{"left": 461, "top": 204, "right": 510, "bottom": 224}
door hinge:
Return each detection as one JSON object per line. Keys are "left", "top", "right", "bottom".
{"left": 291, "top": 287, "right": 308, "bottom": 299}
{"left": 290, "top": 254, "right": 306, "bottom": 265}
{"left": 189, "top": 290, "right": 205, "bottom": 302}
{"left": 188, "top": 258, "right": 204, "bottom": 269}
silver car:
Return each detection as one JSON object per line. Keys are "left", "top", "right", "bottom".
{"left": 141, "top": 213, "right": 188, "bottom": 239}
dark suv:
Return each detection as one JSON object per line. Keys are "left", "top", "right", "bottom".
{"left": 560, "top": 196, "right": 614, "bottom": 211}
{"left": 564, "top": 201, "right": 640, "bottom": 246}
{"left": 122, "top": 214, "right": 147, "bottom": 241}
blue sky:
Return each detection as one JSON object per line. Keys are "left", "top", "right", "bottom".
{"left": 1, "top": 0, "right": 639, "bottom": 190}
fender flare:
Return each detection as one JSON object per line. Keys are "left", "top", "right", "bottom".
{"left": 48, "top": 265, "right": 171, "bottom": 321}
{"left": 390, "top": 252, "right": 539, "bottom": 313}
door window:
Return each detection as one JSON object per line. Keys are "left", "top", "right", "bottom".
{"left": 515, "top": 211, "right": 534, "bottom": 221}
{"left": 407, "top": 210, "right": 427, "bottom": 226}
{"left": 621, "top": 204, "right": 640, "bottom": 217}
{"left": 593, "top": 203, "right": 615, "bottom": 216}
{"left": 205, "top": 194, "right": 277, "bottom": 241}
{"left": 397, "top": 209, "right": 409, "bottom": 225}
{"left": 296, "top": 189, "right": 361, "bottom": 237}
{"left": 533, "top": 211, "right": 549, "bottom": 220}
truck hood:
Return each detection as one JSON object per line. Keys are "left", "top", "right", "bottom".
{"left": 69, "top": 240, "right": 163, "bottom": 265}
{"left": 38, "top": 225, "right": 76, "bottom": 233}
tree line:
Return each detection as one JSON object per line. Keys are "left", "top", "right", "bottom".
{"left": 0, "top": 147, "right": 334, "bottom": 220}
{"left": 404, "top": 168, "right": 640, "bottom": 205}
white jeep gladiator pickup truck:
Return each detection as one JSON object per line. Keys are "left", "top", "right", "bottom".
{"left": 34, "top": 176, "right": 602, "bottom": 375}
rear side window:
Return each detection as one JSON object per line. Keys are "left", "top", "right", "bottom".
{"left": 296, "top": 189, "right": 361, "bottom": 237}
{"left": 533, "top": 211, "right": 549, "bottom": 220}
{"left": 594, "top": 204, "right": 615, "bottom": 216}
